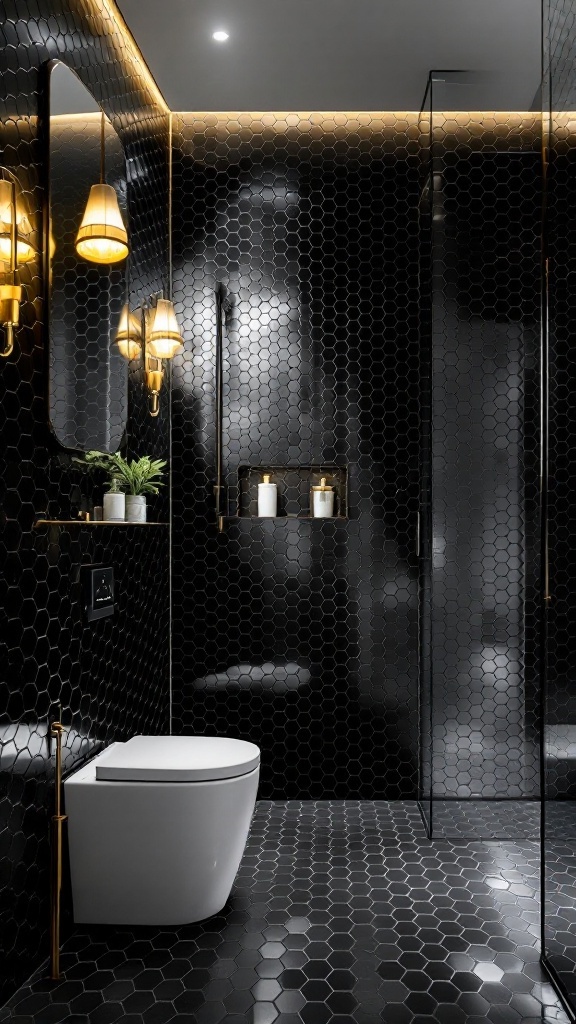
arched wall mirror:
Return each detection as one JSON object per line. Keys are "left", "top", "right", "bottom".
{"left": 47, "top": 61, "right": 129, "bottom": 452}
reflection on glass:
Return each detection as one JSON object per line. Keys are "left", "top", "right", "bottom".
{"left": 48, "top": 61, "right": 128, "bottom": 452}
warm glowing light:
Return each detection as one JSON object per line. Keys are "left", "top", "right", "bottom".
{"left": 147, "top": 298, "right": 183, "bottom": 359}
{"left": 75, "top": 183, "right": 129, "bottom": 264}
{"left": 0, "top": 179, "right": 34, "bottom": 264}
{"left": 0, "top": 234, "right": 34, "bottom": 265}
{"left": 115, "top": 303, "right": 142, "bottom": 360}
{"left": 212, "top": 30, "right": 229, "bottom": 41}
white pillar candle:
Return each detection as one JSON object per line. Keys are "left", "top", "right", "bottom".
{"left": 311, "top": 478, "right": 335, "bottom": 518}
{"left": 257, "top": 474, "right": 277, "bottom": 517}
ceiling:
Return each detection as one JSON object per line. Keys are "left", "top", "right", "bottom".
{"left": 117, "top": 0, "right": 541, "bottom": 112}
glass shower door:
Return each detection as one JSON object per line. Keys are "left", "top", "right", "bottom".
{"left": 542, "top": 0, "right": 576, "bottom": 1011}
{"left": 418, "top": 70, "right": 543, "bottom": 841}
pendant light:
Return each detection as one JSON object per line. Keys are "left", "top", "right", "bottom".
{"left": 146, "top": 297, "right": 183, "bottom": 359}
{"left": 75, "top": 112, "right": 129, "bottom": 264}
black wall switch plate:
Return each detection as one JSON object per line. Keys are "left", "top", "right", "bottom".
{"left": 81, "top": 565, "right": 115, "bottom": 622}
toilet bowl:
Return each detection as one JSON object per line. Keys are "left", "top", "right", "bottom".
{"left": 64, "top": 735, "right": 260, "bottom": 925}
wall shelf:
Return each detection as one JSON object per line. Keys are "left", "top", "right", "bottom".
{"left": 225, "top": 515, "right": 348, "bottom": 522}
{"left": 236, "top": 464, "right": 349, "bottom": 519}
{"left": 33, "top": 519, "right": 169, "bottom": 528}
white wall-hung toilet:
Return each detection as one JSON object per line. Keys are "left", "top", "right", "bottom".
{"left": 64, "top": 735, "right": 260, "bottom": 925}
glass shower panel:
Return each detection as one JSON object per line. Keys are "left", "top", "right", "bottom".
{"left": 418, "top": 77, "right": 433, "bottom": 836}
{"left": 419, "top": 71, "right": 542, "bottom": 840}
{"left": 542, "top": 0, "right": 576, "bottom": 1010}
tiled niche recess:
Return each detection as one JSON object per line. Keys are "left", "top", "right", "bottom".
{"left": 236, "top": 465, "right": 348, "bottom": 518}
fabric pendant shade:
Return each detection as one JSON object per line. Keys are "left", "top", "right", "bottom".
{"left": 147, "top": 298, "right": 183, "bottom": 359}
{"left": 75, "top": 183, "right": 129, "bottom": 264}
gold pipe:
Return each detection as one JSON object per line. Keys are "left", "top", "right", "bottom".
{"left": 50, "top": 717, "right": 67, "bottom": 981}
{"left": 1, "top": 321, "right": 13, "bottom": 357}
{"left": 143, "top": 305, "right": 163, "bottom": 418}
{"left": 146, "top": 365, "right": 163, "bottom": 417}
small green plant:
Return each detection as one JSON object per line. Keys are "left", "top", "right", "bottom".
{"left": 78, "top": 451, "right": 167, "bottom": 496}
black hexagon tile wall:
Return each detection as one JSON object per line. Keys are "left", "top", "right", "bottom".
{"left": 169, "top": 111, "right": 542, "bottom": 813}
{"left": 171, "top": 113, "right": 422, "bottom": 801}
{"left": 2, "top": 0, "right": 576, "bottom": 1018}
{"left": 0, "top": 0, "right": 170, "bottom": 1003}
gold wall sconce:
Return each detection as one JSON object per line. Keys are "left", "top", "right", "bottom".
{"left": 114, "top": 293, "right": 183, "bottom": 417}
{"left": 75, "top": 112, "right": 129, "bottom": 265}
{"left": 0, "top": 168, "right": 35, "bottom": 358}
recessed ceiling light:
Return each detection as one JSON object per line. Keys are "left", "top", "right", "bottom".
{"left": 212, "top": 30, "right": 229, "bottom": 42}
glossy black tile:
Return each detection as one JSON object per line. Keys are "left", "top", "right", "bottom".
{"left": 0, "top": 802, "right": 568, "bottom": 1024}
{"left": 170, "top": 111, "right": 546, "bottom": 817}
{"left": 170, "top": 113, "right": 425, "bottom": 799}
{"left": 0, "top": 0, "right": 169, "bottom": 1004}
{"left": 430, "top": 801, "right": 541, "bottom": 840}
{"left": 419, "top": 108, "right": 542, "bottom": 816}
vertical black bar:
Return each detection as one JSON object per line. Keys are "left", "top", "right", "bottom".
{"left": 427, "top": 72, "right": 435, "bottom": 839}
{"left": 417, "top": 72, "right": 434, "bottom": 840}
{"left": 100, "top": 110, "right": 105, "bottom": 184}
{"left": 539, "top": 0, "right": 550, "bottom": 972}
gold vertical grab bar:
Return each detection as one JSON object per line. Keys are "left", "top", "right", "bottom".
{"left": 50, "top": 717, "right": 67, "bottom": 981}
{"left": 214, "top": 283, "right": 226, "bottom": 531}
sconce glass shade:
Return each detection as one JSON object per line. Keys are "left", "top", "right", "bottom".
{"left": 115, "top": 303, "right": 142, "bottom": 360}
{"left": 147, "top": 298, "right": 184, "bottom": 359}
{"left": 0, "top": 179, "right": 34, "bottom": 264}
{"left": 75, "top": 183, "right": 129, "bottom": 264}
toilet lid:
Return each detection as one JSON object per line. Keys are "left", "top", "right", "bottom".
{"left": 95, "top": 735, "right": 260, "bottom": 782}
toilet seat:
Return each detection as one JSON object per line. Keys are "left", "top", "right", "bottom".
{"left": 95, "top": 735, "right": 260, "bottom": 783}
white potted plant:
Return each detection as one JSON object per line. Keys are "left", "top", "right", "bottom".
{"left": 79, "top": 452, "right": 166, "bottom": 523}
{"left": 120, "top": 456, "right": 166, "bottom": 522}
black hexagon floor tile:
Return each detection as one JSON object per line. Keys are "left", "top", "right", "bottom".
{"left": 0, "top": 802, "right": 569, "bottom": 1024}
{"left": 429, "top": 800, "right": 541, "bottom": 839}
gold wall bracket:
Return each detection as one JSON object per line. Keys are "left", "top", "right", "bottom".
{"left": 0, "top": 284, "right": 22, "bottom": 357}
{"left": 145, "top": 361, "right": 164, "bottom": 417}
